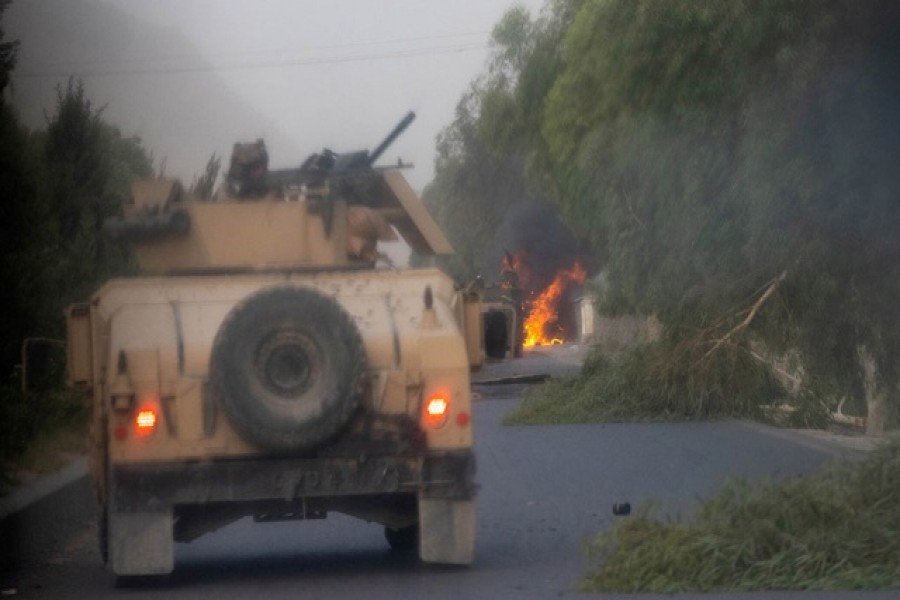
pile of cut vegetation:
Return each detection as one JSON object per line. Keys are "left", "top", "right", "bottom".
{"left": 504, "top": 339, "right": 826, "bottom": 427}
{"left": 581, "top": 439, "right": 900, "bottom": 592}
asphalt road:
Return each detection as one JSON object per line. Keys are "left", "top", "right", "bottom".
{"left": 7, "top": 350, "right": 895, "bottom": 599}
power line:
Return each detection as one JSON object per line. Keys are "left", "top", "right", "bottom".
{"left": 15, "top": 42, "right": 487, "bottom": 79}
{"left": 14, "top": 34, "right": 488, "bottom": 79}
{"left": 22, "top": 30, "right": 490, "bottom": 69}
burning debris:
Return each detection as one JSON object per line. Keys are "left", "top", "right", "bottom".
{"left": 503, "top": 253, "right": 586, "bottom": 348}
{"left": 497, "top": 202, "right": 590, "bottom": 350}
{"left": 522, "top": 262, "right": 586, "bottom": 347}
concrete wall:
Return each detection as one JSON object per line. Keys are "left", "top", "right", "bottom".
{"left": 575, "top": 297, "right": 661, "bottom": 350}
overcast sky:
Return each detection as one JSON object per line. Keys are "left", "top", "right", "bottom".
{"left": 40, "top": 0, "right": 546, "bottom": 191}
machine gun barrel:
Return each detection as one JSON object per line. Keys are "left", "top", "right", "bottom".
{"left": 262, "top": 111, "right": 415, "bottom": 192}
{"left": 367, "top": 111, "right": 415, "bottom": 167}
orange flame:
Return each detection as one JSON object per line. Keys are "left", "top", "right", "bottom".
{"left": 523, "top": 262, "right": 586, "bottom": 348}
{"left": 500, "top": 252, "right": 521, "bottom": 289}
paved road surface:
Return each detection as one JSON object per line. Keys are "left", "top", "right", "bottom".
{"left": 10, "top": 379, "right": 893, "bottom": 598}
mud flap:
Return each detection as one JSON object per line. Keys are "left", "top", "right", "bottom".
{"left": 109, "top": 511, "right": 174, "bottom": 575}
{"left": 417, "top": 498, "right": 475, "bottom": 565}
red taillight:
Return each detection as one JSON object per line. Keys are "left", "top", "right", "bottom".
{"left": 424, "top": 394, "right": 449, "bottom": 428}
{"left": 135, "top": 406, "right": 158, "bottom": 436}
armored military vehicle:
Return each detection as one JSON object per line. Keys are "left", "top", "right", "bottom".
{"left": 65, "top": 113, "right": 483, "bottom": 579}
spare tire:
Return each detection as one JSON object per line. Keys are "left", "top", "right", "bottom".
{"left": 210, "top": 285, "right": 366, "bottom": 452}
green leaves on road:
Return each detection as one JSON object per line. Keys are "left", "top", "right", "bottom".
{"left": 581, "top": 439, "right": 900, "bottom": 592}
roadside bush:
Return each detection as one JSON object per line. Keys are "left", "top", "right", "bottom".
{"left": 0, "top": 381, "right": 33, "bottom": 468}
{"left": 504, "top": 338, "right": 825, "bottom": 426}
{"left": 0, "top": 380, "right": 87, "bottom": 494}
{"left": 580, "top": 439, "right": 900, "bottom": 592}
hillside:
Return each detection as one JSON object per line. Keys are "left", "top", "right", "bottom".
{"left": 5, "top": 0, "right": 301, "bottom": 182}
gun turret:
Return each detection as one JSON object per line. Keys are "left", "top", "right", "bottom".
{"left": 263, "top": 111, "right": 416, "bottom": 193}
{"left": 102, "top": 110, "right": 451, "bottom": 275}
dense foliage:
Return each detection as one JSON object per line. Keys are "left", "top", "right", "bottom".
{"left": 581, "top": 439, "right": 900, "bottom": 592}
{"left": 417, "top": 85, "right": 537, "bottom": 281}
{"left": 1, "top": 76, "right": 153, "bottom": 374}
{"left": 433, "top": 0, "right": 900, "bottom": 425}
{"left": 418, "top": 2, "right": 582, "bottom": 281}
{"left": 443, "top": 2, "right": 900, "bottom": 589}
{"left": 0, "top": 1, "right": 153, "bottom": 472}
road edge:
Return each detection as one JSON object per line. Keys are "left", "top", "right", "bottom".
{"left": 0, "top": 458, "right": 93, "bottom": 585}
{"left": 733, "top": 420, "right": 890, "bottom": 459}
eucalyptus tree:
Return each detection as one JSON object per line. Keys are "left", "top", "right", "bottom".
{"left": 540, "top": 0, "right": 900, "bottom": 430}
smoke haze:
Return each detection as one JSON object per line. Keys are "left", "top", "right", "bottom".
{"left": 5, "top": 0, "right": 544, "bottom": 191}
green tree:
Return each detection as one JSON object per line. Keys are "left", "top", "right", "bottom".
{"left": 431, "top": 0, "right": 900, "bottom": 429}
{"left": 420, "top": 1, "right": 584, "bottom": 280}
{"left": 0, "top": 75, "right": 153, "bottom": 377}
{"left": 537, "top": 0, "right": 900, "bottom": 428}
{"left": 0, "top": 5, "right": 152, "bottom": 472}
{"left": 0, "top": 0, "right": 16, "bottom": 97}
{"left": 0, "top": 0, "right": 52, "bottom": 374}
{"left": 419, "top": 86, "right": 535, "bottom": 281}
{"left": 40, "top": 79, "right": 154, "bottom": 310}
{"left": 479, "top": 0, "right": 584, "bottom": 191}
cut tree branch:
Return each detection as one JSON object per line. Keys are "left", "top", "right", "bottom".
{"left": 702, "top": 270, "right": 788, "bottom": 361}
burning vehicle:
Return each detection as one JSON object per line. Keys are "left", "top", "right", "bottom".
{"left": 481, "top": 202, "right": 589, "bottom": 359}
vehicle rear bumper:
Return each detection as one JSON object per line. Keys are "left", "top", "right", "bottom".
{"left": 109, "top": 450, "right": 475, "bottom": 512}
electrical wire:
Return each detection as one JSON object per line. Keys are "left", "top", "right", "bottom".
{"left": 15, "top": 41, "right": 489, "bottom": 79}
{"left": 21, "top": 29, "right": 490, "bottom": 69}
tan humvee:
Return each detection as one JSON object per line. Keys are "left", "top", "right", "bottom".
{"left": 66, "top": 115, "right": 483, "bottom": 579}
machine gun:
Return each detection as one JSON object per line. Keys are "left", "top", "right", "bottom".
{"left": 261, "top": 111, "right": 416, "bottom": 195}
